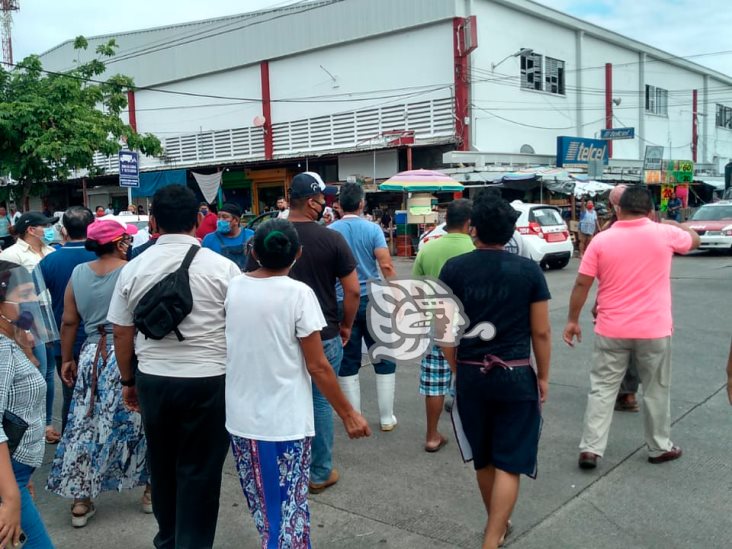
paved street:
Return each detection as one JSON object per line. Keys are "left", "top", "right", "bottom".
{"left": 36, "top": 253, "right": 732, "bottom": 548}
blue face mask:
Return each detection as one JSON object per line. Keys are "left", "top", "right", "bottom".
{"left": 217, "top": 220, "right": 232, "bottom": 234}
{"left": 200, "top": 208, "right": 208, "bottom": 216}
{"left": 42, "top": 227, "right": 56, "bottom": 244}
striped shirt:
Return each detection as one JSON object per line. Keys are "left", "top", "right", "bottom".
{"left": 0, "top": 335, "right": 46, "bottom": 467}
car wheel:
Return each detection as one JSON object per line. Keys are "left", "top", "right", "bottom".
{"left": 547, "top": 257, "right": 570, "bottom": 270}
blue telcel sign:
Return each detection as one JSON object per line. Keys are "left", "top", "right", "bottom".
{"left": 556, "top": 136, "right": 609, "bottom": 167}
{"left": 600, "top": 127, "right": 635, "bottom": 140}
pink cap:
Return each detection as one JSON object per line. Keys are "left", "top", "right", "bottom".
{"left": 87, "top": 219, "right": 139, "bottom": 245}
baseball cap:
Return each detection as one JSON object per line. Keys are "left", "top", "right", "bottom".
{"left": 289, "top": 172, "right": 338, "bottom": 199}
{"left": 86, "top": 219, "right": 139, "bottom": 245}
{"left": 14, "top": 212, "right": 60, "bottom": 234}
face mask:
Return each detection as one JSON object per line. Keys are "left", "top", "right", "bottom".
{"left": 312, "top": 199, "right": 325, "bottom": 222}
{"left": 42, "top": 227, "right": 56, "bottom": 243}
{"left": 200, "top": 208, "right": 208, "bottom": 216}
{"left": 2, "top": 301, "right": 35, "bottom": 330}
{"left": 217, "top": 219, "right": 232, "bottom": 234}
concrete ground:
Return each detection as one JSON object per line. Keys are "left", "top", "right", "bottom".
{"left": 34, "top": 252, "right": 732, "bottom": 548}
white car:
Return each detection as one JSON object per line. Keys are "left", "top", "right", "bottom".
{"left": 681, "top": 201, "right": 732, "bottom": 253}
{"left": 417, "top": 200, "right": 573, "bottom": 269}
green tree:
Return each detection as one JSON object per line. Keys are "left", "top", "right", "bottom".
{"left": 0, "top": 36, "right": 161, "bottom": 207}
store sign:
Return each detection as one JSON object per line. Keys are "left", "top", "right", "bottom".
{"left": 600, "top": 127, "right": 635, "bottom": 140}
{"left": 665, "top": 160, "right": 694, "bottom": 184}
{"left": 556, "top": 137, "right": 608, "bottom": 167}
{"left": 119, "top": 151, "right": 139, "bottom": 188}
{"left": 643, "top": 146, "right": 664, "bottom": 171}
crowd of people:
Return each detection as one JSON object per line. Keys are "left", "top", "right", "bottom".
{"left": 0, "top": 173, "right": 729, "bottom": 549}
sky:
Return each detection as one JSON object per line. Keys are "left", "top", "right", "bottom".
{"left": 9, "top": 0, "right": 732, "bottom": 77}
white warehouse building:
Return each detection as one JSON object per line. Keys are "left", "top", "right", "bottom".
{"left": 39, "top": 0, "right": 732, "bottom": 213}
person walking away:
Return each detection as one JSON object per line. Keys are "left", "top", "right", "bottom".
{"left": 108, "top": 185, "right": 241, "bottom": 549}
{"left": 0, "top": 260, "right": 54, "bottom": 548}
{"left": 666, "top": 190, "right": 683, "bottom": 222}
{"left": 577, "top": 200, "right": 599, "bottom": 259}
{"left": 247, "top": 172, "right": 360, "bottom": 495}
{"left": 47, "top": 219, "right": 149, "bottom": 527}
{"left": 38, "top": 207, "right": 96, "bottom": 435}
{"left": 195, "top": 203, "right": 218, "bottom": 240}
{"left": 0, "top": 207, "right": 14, "bottom": 250}
{"left": 438, "top": 191, "right": 551, "bottom": 549}
{"left": 0, "top": 213, "right": 59, "bottom": 444}
{"left": 226, "top": 219, "right": 370, "bottom": 548}
{"left": 202, "top": 203, "right": 253, "bottom": 270}
{"left": 563, "top": 186, "right": 700, "bottom": 470}
{"left": 597, "top": 185, "right": 641, "bottom": 412}
{"left": 329, "top": 184, "right": 398, "bottom": 431}
{"left": 412, "top": 199, "right": 475, "bottom": 452}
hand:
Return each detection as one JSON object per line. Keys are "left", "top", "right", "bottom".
{"left": 563, "top": 322, "right": 582, "bottom": 347}
{"left": 61, "top": 360, "right": 77, "bottom": 387}
{"left": 0, "top": 493, "right": 22, "bottom": 549}
{"left": 538, "top": 378, "right": 549, "bottom": 404}
{"left": 122, "top": 386, "right": 140, "bottom": 413}
{"left": 341, "top": 410, "right": 371, "bottom": 439}
{"left": 591, "top": 304, "right": 598, "bottom": 321}
{"left": 339, "top": 324, "right": 352, "bottom": 348}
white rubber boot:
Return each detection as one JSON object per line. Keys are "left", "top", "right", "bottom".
{"left": 338, "top": 375, "right": 361, "bottom": 414}
{"left": 375, "top": 373, "right": 397, "bottom": 431}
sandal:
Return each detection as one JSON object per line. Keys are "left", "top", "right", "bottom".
{"left": 142, "top": 485, "right": 153, "bottom": 514}
{"left": 71, "top": 500, "right": 96, "bottom": 528}
{"left": 498, "top": 520, "right": 513, "bottom": 547}
{"left": 424, "top": 435, "right": 448, "bottom": 453}
{"left": 45, "top": 426, "right": 61, "bottom": 444}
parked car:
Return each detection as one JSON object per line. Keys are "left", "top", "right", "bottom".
{"left": 245, "top": 211, "right": 278, "bottom": 231}
{"left": 682, "top": 200, "right": 732, "bottom": 253}
{"left": 417, "top": 200, "right": 573, "bottom": 269}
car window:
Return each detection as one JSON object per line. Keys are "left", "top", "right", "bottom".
{"left": 529, "top": 207, "right": 564, "bottom": 226}
{"left": 691, "top": 205, "right": 732, "bottom": 221}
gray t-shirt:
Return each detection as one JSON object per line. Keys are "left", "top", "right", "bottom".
{"left": 71, "top": 263, "right": 123, "bottom": 341}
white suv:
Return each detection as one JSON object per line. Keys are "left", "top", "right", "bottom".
{"left": 511, "top": 200, "right": 573, "bottom": 269}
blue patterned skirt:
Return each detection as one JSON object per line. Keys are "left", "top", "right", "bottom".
{"left": 231, "top": 435, "right": 312, "bottom": 549}
{"left": 47, "top": 340, "right": 148, "bottom": 499}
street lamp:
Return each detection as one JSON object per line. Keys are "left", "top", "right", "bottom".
{"left": 491, "top": 48, "right": 534, "bottom": 72}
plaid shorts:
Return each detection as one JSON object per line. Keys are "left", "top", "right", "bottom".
{"left": 419, "top": 346, "right": 452, "bottom": 396}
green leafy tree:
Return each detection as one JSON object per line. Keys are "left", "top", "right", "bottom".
{"left": 0, "top": 37, "right": 161, "bottom": 206}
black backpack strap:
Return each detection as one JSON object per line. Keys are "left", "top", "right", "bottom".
{"left": 180, "top": 245, "right": 200, "bottom": 271}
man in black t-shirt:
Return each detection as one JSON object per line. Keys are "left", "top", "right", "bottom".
{"left": 275, "top": 172, "right": 359, "bottom": 494}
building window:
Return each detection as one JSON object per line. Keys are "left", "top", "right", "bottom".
{"left": 716, "top": 104, "right": 732, "bottom": 129}
{"left": 645, "top": 85, "right": 668, "bottom": 116}
{"left": 521, "top": 51, "right": 543, "bottom": 91}
{"left": 545, "top": 57, "right": 565, "bottom": 95}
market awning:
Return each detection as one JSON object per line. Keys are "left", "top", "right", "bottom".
{"left": 379, "top": 169, "right": 464, "bottom": 192}
{"left": 132, "top": 169, "right": 188, "bottom": 198}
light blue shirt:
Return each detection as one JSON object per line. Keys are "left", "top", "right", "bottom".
{"left": 329, "top": 215, "right": 388, "bottom": 299}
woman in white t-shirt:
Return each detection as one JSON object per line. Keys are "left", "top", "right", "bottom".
{"left": 225, "top": 219, "right": 370, "bottom": 549}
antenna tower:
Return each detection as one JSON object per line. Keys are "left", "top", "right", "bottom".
{"left": 1, "top": 0, "right": 19, "bottom": 65}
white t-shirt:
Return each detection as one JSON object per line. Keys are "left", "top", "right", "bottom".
{"left": 107, "top": 234, "right": 241, "bottom": 378}
{"left": 225, "top": 274, "right": 326, "bottom": 441}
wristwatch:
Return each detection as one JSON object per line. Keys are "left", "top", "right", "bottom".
{"left": 120, "top": 377, "right": 136, "bottom": 387}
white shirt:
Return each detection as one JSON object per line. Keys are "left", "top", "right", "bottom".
{"left": 277, "top": 209, "right": 290, "bottom": 219}
{"left": 0, "top": 238, "right": 55, "bottom": 272}
{"left": 225, "top": 274, "right": 326, "bottom": 441}
{"left": 107, "top": 234, "right": 241, "bottom": 378}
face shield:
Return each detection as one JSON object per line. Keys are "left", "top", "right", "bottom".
{"left": 0, "top": 264, "right": 59, "bottom": 345}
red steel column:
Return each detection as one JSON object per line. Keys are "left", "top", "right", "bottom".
{"left": 260, "top": 61, "right": 274, "bottom": 160}
{"left": 127, "top": 90, "right": 137, "bottom": 132}
{"left": 453, "top": 18, "right": 470, "bottom": 151}
{"left": 692, "top": 89, "right": 698, "bottom": 163}
{"left": 605, "top": 63, "right": 613, "bottom": 158}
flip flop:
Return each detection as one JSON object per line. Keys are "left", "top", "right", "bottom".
{"left": 498, "top": 520, "right": 513, "bottom": 547}
{"left": 425, "top": 436, "right": 448, "bottom": 453}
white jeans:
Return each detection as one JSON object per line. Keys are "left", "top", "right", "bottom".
{"left": 579, "top": 335, "right": 674, "bottom": 458}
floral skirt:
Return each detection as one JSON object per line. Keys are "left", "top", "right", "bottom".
{"left": 47, "top": 341, "right": 148, "bottom": 499}
{"left": 231, "top": 435, "right": 312, "bottom": 549}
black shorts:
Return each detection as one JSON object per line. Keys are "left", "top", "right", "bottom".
{"left": 456, "top": 364, "right": 542, "bottom": 477}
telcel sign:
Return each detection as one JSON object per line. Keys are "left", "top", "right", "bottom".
{"left": 556, "top": 136, "right": 609, "bottom": 168}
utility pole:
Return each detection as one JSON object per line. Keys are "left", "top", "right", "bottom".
{"left": 1, "top": 0, "right": 19, "bottom": 65}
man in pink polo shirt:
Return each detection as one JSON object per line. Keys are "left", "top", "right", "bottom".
{"left": 563, "top": 186, "right": 699, "bottom": 470}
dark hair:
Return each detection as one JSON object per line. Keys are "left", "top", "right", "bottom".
{"left": 63, "top": 206, "right": 94, "bottom": 240}
{"left": 618, "top": 185, "right": 653, "bottom": 215}
{"left": 95, "top": 205, "right": 104, "bottom": 211}
{"left": 470, "top": 189, "right": 519, "bottom": 246}
{"left": 84, "top": 239, "right": 118, "bottom": 257}
{"left": 339, "top": 183, "right": 364, "bottom": 213}
{"left": 151, "top": 185, "right": 198, "bottom": 234}
{"left": 0, "top": 260, "right": 33, "bottom": 302}
{"left": 276, "top": 196, "right": 285, "bottom": 201}
{"left": 253, "top": 219, "right": 300, "bottom": 270}
{"left": 445, "top": 198, "right": 473, "bottom": 230}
